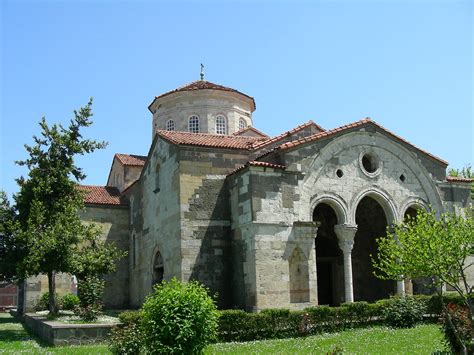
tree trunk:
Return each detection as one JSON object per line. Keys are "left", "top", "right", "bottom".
{"left": 47, "top": 271, "right": 58, "bottom": 316}
{"left": 439, "top": 292, "right": 467, "bottom": 355}
{"left": 16, "top": 279, "right": 25, "bottom": 316}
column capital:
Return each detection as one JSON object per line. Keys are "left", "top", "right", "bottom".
{"left": 334, "top": 224, "right": 358, "bottom": 253}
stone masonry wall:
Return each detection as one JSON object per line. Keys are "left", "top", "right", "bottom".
{"left": 152, "top": 90, "right": 253, "bottom": 136}
{"left": 229, "top": 167, "right": 318, "bottom": 310}
{"left": 179, "top": 146, "right": 253, "bottom": 308}
{"left": 128, "top": 140, "right": 181, "bottom": 307}
{"left": 80, "top": 205, "right": 130, "bottom": 308}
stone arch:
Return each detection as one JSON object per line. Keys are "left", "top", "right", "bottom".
{"left": 310, "top": 194, "right": 349, "bottom": 224}
{"left": 399, "top": 198, "right": 428, "bottom": 223}
{"left": 353, "top": 195, "right": 396, "bottom": 301}
{"left": 289, "top": 247, "right": 310, "bottom": 303}
{"left": 313, "top": 202, "right": 344, "bottom": 306}
{"left": 297, "top": 131, "right": 444, "bottom": 221}
{"left": 351, "top": 187, "right": 398, "bottom": 225}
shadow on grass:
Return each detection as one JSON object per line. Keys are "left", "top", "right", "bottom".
{"left": 0, "top": 314, "right": 52, "bottom": 348}
{"left": 0, "top": 316, "right": 18, "bottom": 324}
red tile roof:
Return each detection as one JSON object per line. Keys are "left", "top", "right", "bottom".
{"left": 446, "top": 176, "right": 473, "bottom": 183}
{"left": 228, "top": 161, "right": 287, "bottom": 177}
{"left": 78, "top": 185, "right": 127, "bottom": 206}
{"left": 233, "top": 126, "right": 270, "bottom": 138}
{"left": 115, "top": 153, "right": 147, "bottom": 166}
{"left": 252, "top": 120, "right": 325, "bottom": 150}
{"left": 149, "top": 80, "right": 256, "bottom": 112}
{"left": 156, "top": 130, "right": 266, "bottom": 150}
{"left": 263, "top": 118, "right": 448, "bottom": 166}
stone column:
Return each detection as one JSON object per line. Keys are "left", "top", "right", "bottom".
{"left": 392, "top": 229, "right": 406, "bottom": 297}
{"left": 334, "top": 224, "right": 358, "bottom": 303}
{"left": 397, "top": 280, "right": 405, "bottom": 296}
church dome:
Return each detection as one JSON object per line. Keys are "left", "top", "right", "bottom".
{"left": 148, "top": 80, "right": 256, "bottom": 137}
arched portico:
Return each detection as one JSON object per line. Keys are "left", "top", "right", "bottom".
{"left": 313, "top": 203, "right": 345, "bottom": 305}
{"left": 352, "top": 195, "right": 396, "bottom": 302}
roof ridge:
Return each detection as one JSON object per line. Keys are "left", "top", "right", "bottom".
{"left": 251, "top": 120, "right": 323, "bottom": 149}
{"left": 227, "top": 160, "right": 287, "bottom": 177}
{"left": 233, "top": 126, "right": 269, "bottom": 137}
{"left": 259, "top": 118, "right": 447, "bottom": 166}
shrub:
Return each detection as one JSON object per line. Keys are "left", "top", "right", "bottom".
{"left": 118, "top": 310, "right": 141, "bottom": 325}
{"left": 74, "top": 275, "right": 105, "bottom": 321}
{"left": 140, "top": 278, "right": 219, "bottom": 354}
{"left": 109, "top": 323, "right": 142, "bottom": 355}
{"left": 442, "top": 303, "right": 473, "bottom": 353}
{"left": 109, "top": 310, "right": 143, "bottom": 355}
{"left": 61, "top": 293, "right": 80, "bottom": 310}
{"left": 34, "top": 292, "right": 51, "bottom": 312}
{"left": 382, "top": 296, "right": 426, "bottom": 328}
{"left": 34, "top": 292, "right": 62, "bottom": 312}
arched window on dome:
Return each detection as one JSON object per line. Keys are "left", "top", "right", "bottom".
{"left": 166, "top": 119, "right": 175, "bottom": 131}
{"left": 239, "top": 118, "right": 247, "bottom": 130}
{"left": 215, "top": 115, "right": 227, "bottom": 135}
{"left": 188, "top": 115, "right": 200, "bottom": 133}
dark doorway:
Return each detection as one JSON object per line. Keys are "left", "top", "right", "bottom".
{"left": 313, "top": 203, "right": 343, "bottom": 306}
{"left": 353, "top": 196, "right": 395, "bottom": 302}
{"left": 152, "top": 251, "right": 164, "bottom": 287}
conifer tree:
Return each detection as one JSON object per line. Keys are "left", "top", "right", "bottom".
{"left": 14, "top": 99, "right": 123, "bottom": 315}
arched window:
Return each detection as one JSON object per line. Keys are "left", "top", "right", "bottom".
{"left": 166, "top": 119, "right": 175, "bottom": 131}
{"left": 239, "top": 118, "right": 247, "bottom": 130}
{"left": 215, "top": 115, "right": 227, "bottom": 135}
{"left": 188, "top": 115, "right": 200, "bottom": 133}
{"left": 153, "top": 251, "right": 164, "bottom": 286}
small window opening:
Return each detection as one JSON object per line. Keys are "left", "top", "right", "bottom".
{"left": 239, "top": 118, "right": 247, "bottom": 130}
{"left": 362, "top": 153, "right": 378, "bottom": 173}
{"left": 336, "top": 169, "right": 343, "bottom": 178}
{"left": 188, "top": 115, "right": 200, "bottom": 133}
{"left": 166, "top": 119, "right": 175, "bottom": 131}
{"left": 215, "top": 115, "right": 227, "bottom": 135}
{"left": 399, "top": 174, "right": 406, "bottom": 182}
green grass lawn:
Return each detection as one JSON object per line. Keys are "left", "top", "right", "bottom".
{"left": 0, "top": 312, "right": 446, "bottom": 354}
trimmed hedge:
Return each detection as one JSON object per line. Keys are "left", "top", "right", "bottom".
{"left": 109, "top": 293, "right": 470, "bottom": 347}
{"left": 218, "top": 294, "right": 469, "bottom": 342}
{"left": 218, "top": 302, "right": 384, "bottom": 342}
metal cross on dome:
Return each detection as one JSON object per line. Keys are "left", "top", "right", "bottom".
{"left": 200, "top": 63, "right": 204, "bottom": 81}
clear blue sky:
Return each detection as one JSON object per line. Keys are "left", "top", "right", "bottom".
{"left": 1, "top": 0, "right": 472, "bottom": 199}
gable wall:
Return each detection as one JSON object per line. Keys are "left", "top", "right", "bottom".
{"left": 128, "top": 140, "right": 181, "bottom": 307}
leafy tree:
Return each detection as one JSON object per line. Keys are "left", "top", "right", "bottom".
{"left": 0, "top": 191, "right": 20, "bottom": 283}
{"left": 0, "top": 191, "right": 28, "bottom": 314}
{"left": 373, "top": 209, "right": 474, "bottom": 354}
{"left": 14, "top": 99, "right": 123, "bottom": 316}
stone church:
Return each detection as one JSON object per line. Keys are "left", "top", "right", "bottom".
{"left": 64, "top": 79, "right": 471, "bottom": 311}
